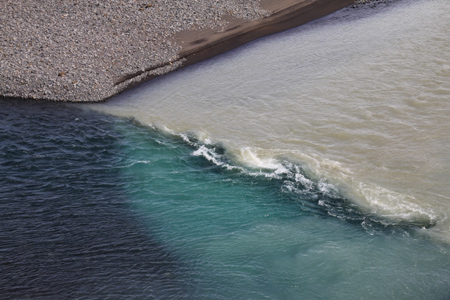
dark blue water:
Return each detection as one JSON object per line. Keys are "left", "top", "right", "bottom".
{"left": 1, "top": 97, "right": 449, "bottom": 299}
{"left": 0, "top": 98, "right": 188, "bottom": 299}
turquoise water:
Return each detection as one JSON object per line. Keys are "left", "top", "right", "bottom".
{"left": 118, "top": 122, "right": 450, "bottom": 299}
{"left": 0, "top": 99, "right": 186, "bottom": 298}
{"left": 2, "top": 0, "right": 450, "bottom": 298}
{"left": 115, "top": 120, "right": 450, "bottom": 299}
{"left": 91, "top": 0, "right": 450, "bottom": 242}
{"left": 1, "top": 97, "right": 449, "bottom": 299}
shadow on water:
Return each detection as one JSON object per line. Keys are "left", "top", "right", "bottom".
{"left": 0, "top": 98, "right": 188, "bottom": 299}
{"left": 110, "top": 119, "right": 450, "bottom": 299}
{"left": 2, "top": 97, "right": 448, "bottom": 299}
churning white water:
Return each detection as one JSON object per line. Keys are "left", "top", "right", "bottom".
{"left": 88, "top": 0, "right": 450, "bottom": 242}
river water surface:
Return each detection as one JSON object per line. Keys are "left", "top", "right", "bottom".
{"left": 1, "top": 0, "right": 449, "bottom": 298}
{"left": 91, "top": 0, "right": 450, "bottom": 242}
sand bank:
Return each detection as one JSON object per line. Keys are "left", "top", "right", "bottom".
{"left": 1, "top": 0, "right": 354, "bottom": 102}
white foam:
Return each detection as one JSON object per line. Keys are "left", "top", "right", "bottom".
{"left": 159, "top": 128, "right": 442, "bottom": 229}
{"left": 236, "top": 147, "right": 281, "bottom": 170}
{"left": 354, "top": 182, "right": 437, "bottom": 224}
{"left": 85, "top": 0, "right": 450, "bottom": 242}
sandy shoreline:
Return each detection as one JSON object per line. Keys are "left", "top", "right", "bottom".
{"left": 1, "top": 0, "right": 354, "bottom": 102}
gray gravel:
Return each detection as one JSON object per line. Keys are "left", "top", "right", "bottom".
{"left": 1, "top": 0, "right": 267, "bottom": 102}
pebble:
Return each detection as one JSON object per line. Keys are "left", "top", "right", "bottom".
{"left": 0, "top": 0, "right": 267, "bottom": 102}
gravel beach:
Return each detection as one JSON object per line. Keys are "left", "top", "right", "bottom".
{"left": 1, "top": 0, "right": 353, "bottom": 102}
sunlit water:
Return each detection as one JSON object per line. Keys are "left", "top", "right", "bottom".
{"left": 2, "top": 0, "right": 450, "bottom": 298}
{"left": 90, "top": 0, "right": 450, "bottom": 242}
{"left": 2, "top": 98, "right": 448, "bottom": 299}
